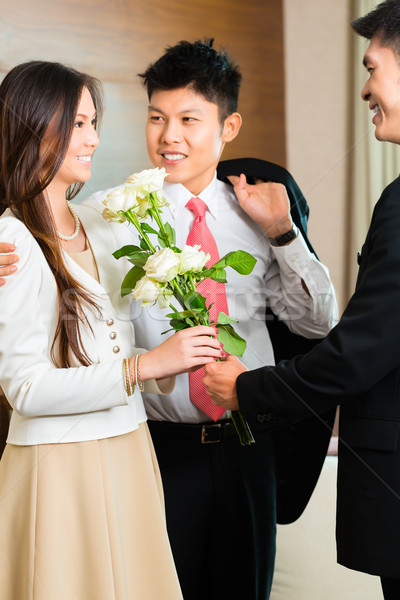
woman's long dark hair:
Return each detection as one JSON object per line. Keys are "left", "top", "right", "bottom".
{"left": 0, "top": 61, "right": 103, "bottom": 367}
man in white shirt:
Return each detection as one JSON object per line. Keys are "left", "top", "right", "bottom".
{"left": 109, "top": 39, "right": 337, "bottom": 600}
{"left": 0, "top": 39, "right": 338, "bottom": 600}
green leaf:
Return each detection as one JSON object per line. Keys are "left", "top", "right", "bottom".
{"left": 165, "top": 309, "right": 203, "bottom": 320}
{"left": 217, "top": 324, "right": 246, "bottom": 357}
{"left": 183, "top": 291, "right": 207, "bottom": 311}
{"left": 141, "top": 222, "right": 159, "bottom": 235}
{"left": 203, "top": 267, "right": 227, "bottom": 283}
{"left": 215, "top": 312, "right": 238, "bottom": 325}
{"left": 185, "top": 317, "right": 198, "bottom": 327}
{"left": 171, "top": 320, "right": 190, "bottom": 330}
{"left": 157, "top": 222, "right": 176, "bottom": 249}
{"left": 212, "top": 250, "right": 257, "bottom": 275}
{"left": 162, "top": 320, "right": 190, "bottom": 334}
{"left": 120, "top": 266, "right": 145, "bottom": 297}
{"left": 164, "top": 222, "right": 176, "bottom": 246}
{"left": 127, "top": 252, "right": 150, "bottom": 267}
{"left": 140, "top": 238, "right": 151, "bottom": 250}
{"left": 113, "top": 245, "right": 144, "bottom": 259}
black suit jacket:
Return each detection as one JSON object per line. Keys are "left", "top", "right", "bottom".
{"left": 217, "top": 158, "right": 335, "bottom": 524}
{"left": 237, "top": 175, "right": 400, "bottom": 577}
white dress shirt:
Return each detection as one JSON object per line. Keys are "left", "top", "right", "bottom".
{"left": 90, "top": 174, "right": 338, "bottom": 424}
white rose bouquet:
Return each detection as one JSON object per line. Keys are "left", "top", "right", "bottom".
{"left": 103, "top": 167, "right": 256, "bottom": 445}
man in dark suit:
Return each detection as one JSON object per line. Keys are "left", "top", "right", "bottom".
{"left": 0, "top": 40, "right": 338, "bottom": 599}
{"left": 204, "top": 3, "right": 400, "bottom": 598}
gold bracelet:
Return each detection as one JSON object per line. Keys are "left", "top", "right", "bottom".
{"left": 136, "top": 353, "right": 144, "bottom": 392}
{"left": 122, "top": 358, "right": 131, "bottom": 396}
{"left": 128, "top": 355, "right": 136, "bottom": 394}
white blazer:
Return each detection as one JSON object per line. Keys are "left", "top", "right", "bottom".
{"left": 0, "top": 198, "right": 169, "bottom": 445}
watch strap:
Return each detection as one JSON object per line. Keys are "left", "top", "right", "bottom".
{"left": 269, "top": 224, "right": 298, "bottom": 247}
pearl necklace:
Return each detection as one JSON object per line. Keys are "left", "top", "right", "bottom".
{"left": 56, "top": 201, "right": 80, "bottom": 241}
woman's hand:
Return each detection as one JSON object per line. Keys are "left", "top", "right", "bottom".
{"left": 0, "top": 243, "right": 18, "bottom": 286}
{"left": 139, "top": 325, "right": 223, "bottom": 381}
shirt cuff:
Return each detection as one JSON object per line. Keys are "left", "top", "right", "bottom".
{"left": 270, "top": 228, "right": 313, "bottom": 276}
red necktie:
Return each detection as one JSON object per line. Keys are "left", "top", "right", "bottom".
{"left": 186, "top": 197, "right": 227, "bottom": 421}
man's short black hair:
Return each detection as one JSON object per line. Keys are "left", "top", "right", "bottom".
{"left": 351, "top": 0, "right": 400, "bottom": 58}
{"left": 138, "top": 38, "right": 242, "bottom": 124}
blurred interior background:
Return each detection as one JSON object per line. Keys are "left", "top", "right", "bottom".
{"left": 1, "top": 0, "right": 382, "bottom": 310}
{"left": 0, "top": 0, "right": 391, "bottom": 597}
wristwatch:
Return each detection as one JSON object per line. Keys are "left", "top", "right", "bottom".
{"left": 269, "top": 224, "right": 298, "bottom": 247}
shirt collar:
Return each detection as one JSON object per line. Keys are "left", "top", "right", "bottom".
{"left": 163, "top": 172, "right": 219, "bottom": 220}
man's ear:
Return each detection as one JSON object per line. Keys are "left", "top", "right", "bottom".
{"left": 221, "top": 112, "right": 242, "bottom": 143}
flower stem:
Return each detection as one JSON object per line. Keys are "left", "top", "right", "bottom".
{"left": 230, "top": 410, "right": 255, "bottom": 446}
{"left": 149, "top": 193, "right": 169, "bottom": 241}
{"left": 125, "top": 209, "right": 156, "bottom": 253}
{"left": 188, "top": 272, "right": 198, "bottom": 293}
{"left": 170, "top": 280, "right": 186, "bottom": 308}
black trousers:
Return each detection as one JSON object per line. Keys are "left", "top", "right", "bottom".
{"left": 381, "top": 577, "right": 400, "bottom": 600}
{"left": 148, "top": 420, "right": 277, "bottom": 600}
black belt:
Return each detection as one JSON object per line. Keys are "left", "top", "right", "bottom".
{"left": 147, "top": 419, "right": 237, "bottom": 444}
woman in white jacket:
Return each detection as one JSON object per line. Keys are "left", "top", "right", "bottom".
{"left": 0, "top": 61, "right": 222, "bottom": 600}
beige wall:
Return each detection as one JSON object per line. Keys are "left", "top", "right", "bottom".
{"left": 284, "top": 0, "right": 352, "bottom": 311}
{"left": 0, "top": 0, "right": 285, "bottom": 199}
{"left": 1, "top": 0, "right": 353, "bottom": 309}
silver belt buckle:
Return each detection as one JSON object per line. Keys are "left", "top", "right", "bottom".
{"left": 201, "top": 423, "right": 222, "bottom": 444}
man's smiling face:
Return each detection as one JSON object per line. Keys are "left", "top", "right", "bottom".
{"left": 361, "top": 35, "right": 400, "bottom": 144}
{"left": 145, "top": 86, "right": 239, "bottom": 196}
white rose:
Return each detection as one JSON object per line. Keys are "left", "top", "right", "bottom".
{"left": 144, "top": 248, "right": 180, "bottom": 282}
{"left": 136, "top": 195, "right": 152, "bottom": 219}
{"left": 178, "top": 244, "right": 210, "bottom": 274}
{"left": 126, "top": 167, "right": 168, "bottom": 199}
{"left": 157, "top": 286, "right": 173, "bottom": 309}
{"left": 131, "top": 276, "right": 161, "bottom": 306}
{"left": 102, "top": 185, "right": 138, "bottom": 220}
{"left": 102, "top": 206, "right": 126, "bottom": 224}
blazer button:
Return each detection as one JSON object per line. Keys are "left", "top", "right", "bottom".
{"left": 110, "top": 331, "right": 117, "bottom": 340}
{"left": 112, "top": 346, "right": 120, "bottom": 353}
{"left": 106, "top": 318, "right": 114, "bottom": 326}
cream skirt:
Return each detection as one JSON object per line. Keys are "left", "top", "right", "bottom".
{"left": 0, "top": 423, "right": 182, "bottom": 600}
